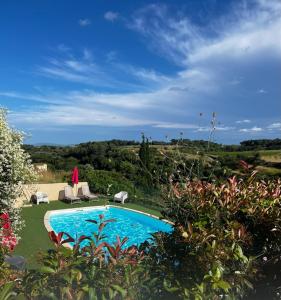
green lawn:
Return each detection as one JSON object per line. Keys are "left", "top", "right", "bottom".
{"left": 14, "top": 200, "right": 161, "bottom": 268}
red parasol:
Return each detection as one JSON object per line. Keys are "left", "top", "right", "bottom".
{"left": 72, "top": 166, "right": 79, "bottom": 185}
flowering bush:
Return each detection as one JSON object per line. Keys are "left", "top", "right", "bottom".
{"left": 0, "top": 108, "right": 37, "bottom": 236}
{"left": 0, "top": 213, "right": 17, "bottom": 253}
{"left": 0, "top": 212, "right": 19, "bottom": 293}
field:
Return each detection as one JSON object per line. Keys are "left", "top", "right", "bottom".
{"left": 122, "top": 145, "right": 281, "bottom": 176}
{"left": 211, "top": 149, "right": 281, "bottom": 176}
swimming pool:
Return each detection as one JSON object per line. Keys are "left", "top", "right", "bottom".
{"left": 45, "top": 206, "right": 173, "bottom": 248}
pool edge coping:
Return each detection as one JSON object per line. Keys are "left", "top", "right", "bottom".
{"left": 44, "top": 205, "right": 173, "bottom": 248}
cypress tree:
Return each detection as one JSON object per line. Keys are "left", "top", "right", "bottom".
{"left": 145, "top": 138, "right": 150, "bottom": 170}
{"left": 139, "top": 133, "right": 146, "bottom": 164}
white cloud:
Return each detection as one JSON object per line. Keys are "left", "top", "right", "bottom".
{"left": 257, "top": 88, "right": 267, "bottom": 94}
{"left": 106, "top": 51, "right": 117, "bottom": 62}
{"left": 196, "top": 126, "right": 235, "bottom": 132}
{"left": 229, "top": 79, "right": 241, "bottom": 85}
{"left": 78, "top": 18, "right": 91, "bottom": 27}
{"left": 267, "top": 123, "right": 281, "bottom": 130}
{"left": 57, "top": 44, "right": 71, "bottom": 52}
{"left": 153, "top": 123, "right": 199, "bottom": 129}
{"left": 104, "top": 11, "right": 119, "bottom": 22}
{"left": 130, "top": 1, "right": 281, "bottom": 66}
{"left": 0, "top": 91, "right": 66, "bottom": 105}
{"left": 36, "top": 48, "right": 174, "bottom": 91}
{"left": 236, "top": 119, "right": 251, "bottom": 124}
{"left": 83, "top": 48, "right": 92, "bottom": 60}
{"left": 10, "top": 107, "right": 154, "bottom": 127}
{"left": 112, "top": 62, "right": 171, "bottom": 83}
{"left": 240, "top": 126, "right": 263, "bottom": 132}
{"left": 4, "top": 1, "right": 281, "bottom": 142}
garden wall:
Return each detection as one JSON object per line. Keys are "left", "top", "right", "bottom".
{"left": 15, "top": 182, "right": 88, "bottom": 208}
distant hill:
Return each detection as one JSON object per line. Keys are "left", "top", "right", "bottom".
{"left": 33, "top": 142, "right": 68, "bottom": 147}
{"left": 26, "top": 138, "right": 281, "bottom": 151}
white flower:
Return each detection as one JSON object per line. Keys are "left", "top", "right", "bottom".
{"left": 0, "top": 109, "right": 37, "bottom": 237}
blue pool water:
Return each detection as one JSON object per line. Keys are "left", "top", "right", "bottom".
{"left": 48, "top": 206, "right": 172, "bottom": 248}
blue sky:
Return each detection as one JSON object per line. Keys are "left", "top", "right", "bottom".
{"left": 0, "top": 0, "right": 280, "bottom": 144}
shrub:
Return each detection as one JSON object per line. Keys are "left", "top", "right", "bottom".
{"left": 0, "top": 212, "right": 20, "bottom": 292}
{"left": 4, "top": 215, "right": 155, "bottom": 299}
{"left": 0, "top": 109, "right": 36, "bottom": 236}
{"left": 79, "top": 165, "right": 140, "bottom": 198}
{"left": 158, "top": 167, "right": 281, "bottom": 299}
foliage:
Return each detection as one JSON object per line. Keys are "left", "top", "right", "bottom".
{"left": 138, "top": 134, "right": 154, "bottom": 188}
{"left": 23, "top": 138, "right": 281, "bottom": 194}
{"left": 240, "top": 139, "right": 281, "bottom": 151}
{"left": 79, "top": 165, "right": 140, "bottom": 198}
{"left": 159, "top": 165, "right": 281, "bottom": 299}
{"left": 3, "top": 215, "right": 154, "bottom": 299}
{"left": 139, "top": 134, "right": 150, "bottom": 170}
{"left": 0, "top": 109, "right": 37, "bottom": 236}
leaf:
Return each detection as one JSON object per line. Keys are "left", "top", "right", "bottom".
{"left": 0, "top": 282, "right": 16, "bottom": 300}
{"left": 98, "top": 223, "right": 105, "bottom": 232}
{"left": 104, "top": 243, "right": 116, "bottom": 258}
{"left": 77, "top": 235, "right": 91, "bottom": 244}
{"left": 62, "top": 237, "right": 75, "bottom": 244}
{"left": 120, "top": 237, "right": 129, "bottom": 247}
{"left": 111, "top": 285, "right": 127, "bottom": 297}
{"left": 104, "top": 219, "right": 116, "bottom": 224}
{"left": 216, "top": 280, "right": 231, "bottom": 291}
{"left": 48, "top": 231, "right": 58, "bottom": 244}
{"left": 94, "top": 242, "right": 106, "bottom": 255}
{"left": 163, "top": 279, "right": 179, "bottom": 292}
{"left": 187, "top": 222, "right": 193, "bottom": 235}
{"left": 85, "top": 219, "right": 98, "bottom": 224}
{"left": 39, "top": 266, "right": 56, "bottom": 274}
{"left": 88, "top": 287, "right": 97, "bottom": 299}
{"left": 57, "top": 232, "right": 64, "bottom": 242}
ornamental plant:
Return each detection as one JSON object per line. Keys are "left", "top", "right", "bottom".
{"left": 0, "top": 212, "right": 20, "bottom": 293}
{"left": 0, "top": 213, "right": 17, "bottom": 253}
{"left": 156, "top": 164, "right": 281, "bottom": 299}
{"left": 16, "top": 214, "right": 152, "bottom": 299}
{"left": 0, "top": 108, "right": 37, "bottom": 236}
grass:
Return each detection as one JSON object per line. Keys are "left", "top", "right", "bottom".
{"left": 14, "top": 200, "right": 161, "bottom": 268}
{"left": 255, "top": 166, "right": 281, "bottom": 175}
{"left": 36, "top": 170, "right": 69, "bottom": 183}
{"left": 259, "top": 150, "right": 281, "bottom": 163}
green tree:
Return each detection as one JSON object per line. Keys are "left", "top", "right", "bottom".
{"left": 139, "top": 134, "right": 146, "bottom": 166}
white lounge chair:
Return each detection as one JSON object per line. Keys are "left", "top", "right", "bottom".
{"left": 81, "top": 185, "right": 98, "bottom": 201}
{"left": 64, "top": 186, "right": 81, "bottom": 204}
{"left": 34, "top": 192, "right": 49, "bottom": 205}
{"left": 114, "top": 191, "right": 128, "bottom": 204}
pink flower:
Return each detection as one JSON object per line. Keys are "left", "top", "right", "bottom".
{"left": 0, "top": 212, "right": 17, "bottom": 252}
{"left": 0, "top": 212, "right": 11, "bottom": 230}
{"left": 0, "top": 232, "right": 17, "bottom": 251}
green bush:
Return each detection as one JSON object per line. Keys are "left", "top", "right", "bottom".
{"left": 159, "top": 170, "right": 281, "bottom": 299}
{"left": 79, "top": 165, "right": 140, "bottom": 198}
